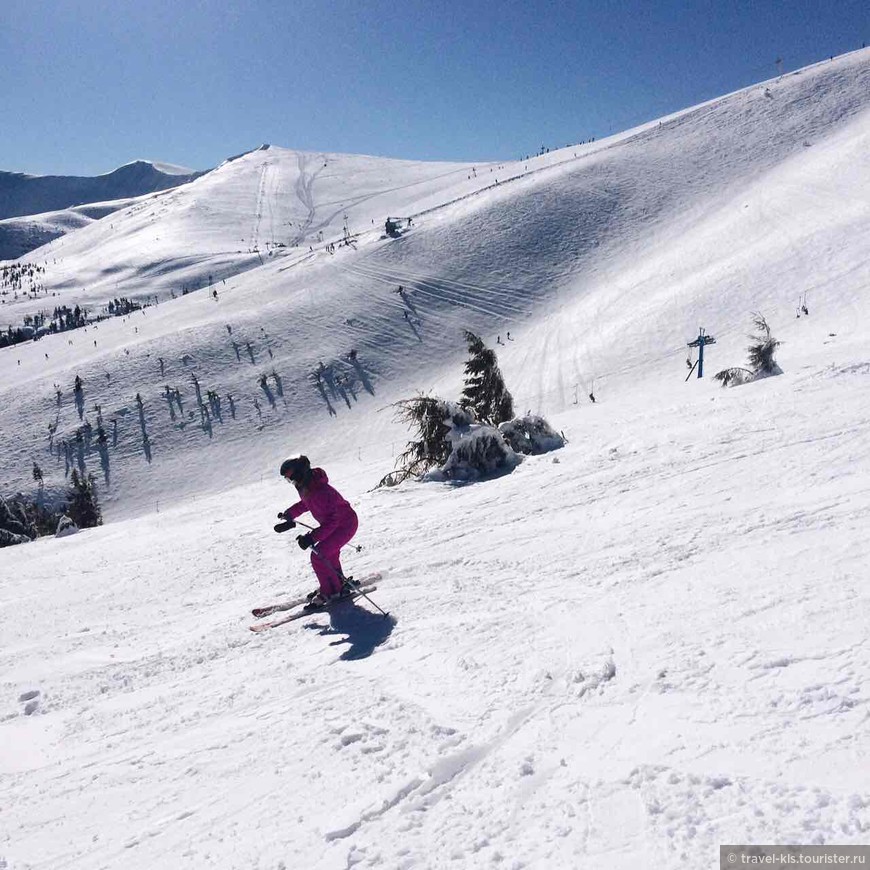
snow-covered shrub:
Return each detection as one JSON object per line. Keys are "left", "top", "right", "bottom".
{"left": 0, "top": 527, "right": 31, "bottom": 547}
{"left": 428, "top": 422, "right": 522, "bottom": 482}
{"left": 0, "top": 490, "right": 61, "bottom": 545}
{"left": 378, "top": 331, "right": 553, "bottom": 486}
{"left": 378, "top": 396, "right": 524, "bottom": 486}
{"left": 55, "top": 515, "right": 79, "bottom": 538}
{"left": 0, "top": 494, "right": 31, "bottom": 539}
{"left": 713, "top": 367, "right": 756, "bottom": 387}
{"left": 499, "top": 415, "right": 565, "bottom": 455}
{"left": 377, "top": 396, "right": 474, "bottom": 488}
{"left": 714, "top": 313, "right": 782, "bottom": 387}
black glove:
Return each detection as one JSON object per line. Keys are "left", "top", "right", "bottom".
{"left": 277, "top": 512, "right": 296, "bottom": 527}
{"left": 297, "top": 533, "right": 314, "bottom": 550}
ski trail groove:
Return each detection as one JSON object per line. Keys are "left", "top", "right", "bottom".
{"left": 324, "top": 704, "right": 538, "bottom": 843}
{"left": 342, "top": 263, "right": 518, "bottom": 323}
{"left": 291, "top": 152, "right": 328, "bottom": 246}
{"left": 251, "top": 160, "right": 269, "bottom": 250}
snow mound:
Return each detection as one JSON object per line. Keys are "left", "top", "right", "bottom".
{"left": 54, "top": 515, "right": 79, "bottom": 537}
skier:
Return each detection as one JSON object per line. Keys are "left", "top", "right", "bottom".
{"left": 278, "top": 455, "right": 358, "bottom": 606}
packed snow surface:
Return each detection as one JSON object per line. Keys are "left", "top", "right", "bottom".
{"left": 1, "top": 50, "right": 869, "bottom": 869}
{"left": 0, "top": 197, "right": 148, "bottom": 260}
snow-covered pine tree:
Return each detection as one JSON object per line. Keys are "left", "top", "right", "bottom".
{"left": 714, "top": 313, "right": 782, "bottom": 386}
{"left": 746, "top": 313, "right": 782, "bottom": 375}
{"left": 460, "top": 331, "right": 514, "bottom": 425}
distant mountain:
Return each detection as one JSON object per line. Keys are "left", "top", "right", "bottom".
{"left": 0, "top": 160, "right": 207, "bottom": 259}
{"left": 0, "top": 198, "right": 147, "bottom": 260}
{"left": 0, "top": 160, "right": 206, "bottom": 222}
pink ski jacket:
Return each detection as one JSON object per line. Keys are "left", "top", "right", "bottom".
{"left": 284, "top": 468, "right": 356, "bottom": 543}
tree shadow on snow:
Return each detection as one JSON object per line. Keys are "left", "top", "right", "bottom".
{"left": 98, "top": 441, "right": 110, "bottom": 485}
{"left": 313, "top": 378, "right": 337, "bottom": 417}
{"left": 304, "top": 600, "right": 396, "bottom": 660}
{"left": 336, "top": 382, "right": 352, "bottom": 410}
{"left": 350, "top": 357, "right": 375, "bottom": 396}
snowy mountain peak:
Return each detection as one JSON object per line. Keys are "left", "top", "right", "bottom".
{"left": 112, "top": 159, "right": 198, "bottom": 177}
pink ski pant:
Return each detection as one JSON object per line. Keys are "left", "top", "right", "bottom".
{"left": 312, "top": 513, "right": 358, "bottom": 596}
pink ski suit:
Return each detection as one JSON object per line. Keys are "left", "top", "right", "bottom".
{"left": 284, "top": 468, "right": 358, "bottom": 596}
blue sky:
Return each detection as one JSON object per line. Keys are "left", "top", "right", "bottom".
{"left": 2, "top": 0, "right": 867, "bottom": 176}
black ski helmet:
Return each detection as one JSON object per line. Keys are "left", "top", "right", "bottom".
{"left": 280, "top": 454, "right": 311, "bottom": 483}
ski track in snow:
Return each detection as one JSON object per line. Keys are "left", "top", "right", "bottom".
{"left": 291, "top": 152, "right": 321, "bottom": 247}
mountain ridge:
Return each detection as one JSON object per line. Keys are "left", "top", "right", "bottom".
{"left": 0, "top": 159, "right": 206, "bottom": 219}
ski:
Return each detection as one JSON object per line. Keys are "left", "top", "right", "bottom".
{"left": 252, "top": 592, "right": 317, "bottom": 619}
{"left": 249, "top": 586, "right": 378, "bottom": 632}
{"left": 251, "top": 572, "right": 382, "bottom": 618}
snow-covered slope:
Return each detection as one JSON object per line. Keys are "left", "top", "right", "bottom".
{"left": 3, "top": 51, "right": 869, "bottom": 517}
{"left": 0, "top": 160, "right": 204, "bottom": 220}
{"left": 0, "top": 160, "right": 206, "bottom": 258}
{"left": 1, "top": 49, "right": 869, "bottom": 870}
{"left": 0, "top": 197, "right": 146, "bottom": 260}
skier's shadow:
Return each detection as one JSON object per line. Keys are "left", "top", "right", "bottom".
{"left": 305, "top": 601, "right": 396, "bottom": 660}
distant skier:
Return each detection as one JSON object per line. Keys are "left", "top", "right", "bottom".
{"left": 278, "top": 455, "right": 358, "bottom": 606}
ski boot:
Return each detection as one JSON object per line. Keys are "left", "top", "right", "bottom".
{"left": 340, "top": 575, "right": 360, "bottom": 596}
